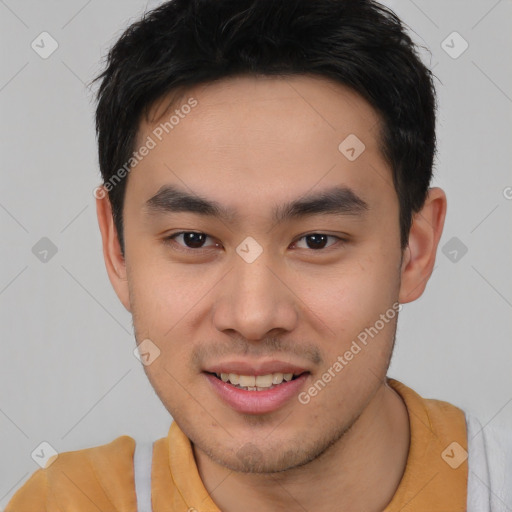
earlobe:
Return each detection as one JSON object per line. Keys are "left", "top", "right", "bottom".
{"left": 95, "top": 188, "right": 132, "bottom": 312}
{"left": 398, "top": 187, "right": 447, "bottom": 304}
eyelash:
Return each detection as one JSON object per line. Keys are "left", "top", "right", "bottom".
{"left": 163, "top": 231, "right": 345, "bottom": 254}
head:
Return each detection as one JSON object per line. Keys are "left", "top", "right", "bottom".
{"left": 95, "top": 0, "right": 446, "bottom": 473}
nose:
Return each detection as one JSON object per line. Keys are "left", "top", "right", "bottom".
{"left": 212, "top": 251, "right": 298, "bottom": 342}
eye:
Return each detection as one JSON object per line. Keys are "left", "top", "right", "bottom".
{"left": 165, "top": 231, "right": 219, "bottom": 251}
{"left": 293, "top": 233, "right": 341, "bottom": 250}
{"left": 163, "top": 231, "right": 344, "bottom": 253}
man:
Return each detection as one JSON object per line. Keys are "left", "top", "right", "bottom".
{"left": 6, "top": 0, "right": 511, "bottom": 510}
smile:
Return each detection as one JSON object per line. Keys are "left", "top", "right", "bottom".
{"left": 204, "top": 371, "right": 310, "bottom": 414}
{"left": 212, "top": 371, "right": 302, "bottom": 391}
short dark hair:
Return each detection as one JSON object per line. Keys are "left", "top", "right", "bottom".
{"left": 93, "top": 0, "right": 438, "bottom": 254}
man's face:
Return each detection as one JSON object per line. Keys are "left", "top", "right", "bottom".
{"left": 121, "top": 74, "right": 403, "bottom": 472}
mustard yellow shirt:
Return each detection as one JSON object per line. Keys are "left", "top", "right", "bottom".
{"left": 5, "top": 378, "right": 468, "bottom": 511}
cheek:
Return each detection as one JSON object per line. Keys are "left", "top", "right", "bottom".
{"left": 127, "top": 252, "right": 203, "bottom": 329}
{"left": 299, "top": 254, "right": 400, "bottom": 341}
{"left": 126, "top": 254, "right": 211, "bottom": 366}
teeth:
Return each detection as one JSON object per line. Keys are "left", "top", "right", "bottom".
{"left": 238, "top": 375, "right": 256, "bottom": 387}
{"left": 255, "top": 374, "right": 273, "bottom": 387}
{"left": 215, "top": 371, "right": 302, "bottom": 389}
{"left": 272, "top": 372, "right": 284, "bottom": 384}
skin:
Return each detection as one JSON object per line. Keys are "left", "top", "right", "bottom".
{"left": 96, "top": 74, "right": 446, "bottom": 511}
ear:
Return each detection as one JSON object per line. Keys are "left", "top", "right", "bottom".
{"left": 399, "top": 187, "right": 447, "bottom": 303}
{"left": 96, "top": 187, "right": 132, "bottom": 312}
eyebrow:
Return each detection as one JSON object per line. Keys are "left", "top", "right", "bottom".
{"left": 144, "top": 184, "right": 369, "bottom": 224}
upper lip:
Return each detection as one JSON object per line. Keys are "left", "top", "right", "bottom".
{"left": 204, "top": 360, "right": 309, "bottom": 376}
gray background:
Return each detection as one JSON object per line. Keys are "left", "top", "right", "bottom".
{"left": 1, "top": 0, "right": 511, "bottom": 506}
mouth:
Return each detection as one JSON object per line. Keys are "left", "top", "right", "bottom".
{"left": 207, "top": 371, "right": 306, "bottom": 391}
{"left": 203, "top": 366, "right": 311, "bottom": 414}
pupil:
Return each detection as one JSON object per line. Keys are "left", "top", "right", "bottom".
{"left": 184, "top": 232, "right": 206, "bottom": 248}
{"left": 307, "top": 234, "right": 327, "bottom": 249}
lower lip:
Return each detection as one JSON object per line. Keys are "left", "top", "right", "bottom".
{"left": 204, "top": 372, "right": 309, "bottom": 414}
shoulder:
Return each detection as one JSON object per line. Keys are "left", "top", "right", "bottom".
{"left": 5, "top": 435, "right": 136, "bottom": 512}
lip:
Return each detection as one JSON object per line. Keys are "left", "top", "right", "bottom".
{"left": 204, "top": 360, "right": 308, "bottom": 376}
{"left": 204, "top": 371, "right": 310, "bottom": 414}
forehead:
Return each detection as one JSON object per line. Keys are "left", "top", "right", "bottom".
{"left": 127, "top": 74, "right": 394, "bottom": 215}
{"left": 144, "top": 74, "right": 382, "bottom": 149}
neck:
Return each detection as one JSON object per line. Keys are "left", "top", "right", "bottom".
{"left": 194, "top": 380, "right": 410, "bottom": 512}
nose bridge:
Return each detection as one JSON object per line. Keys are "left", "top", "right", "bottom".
{"left": 235, "top": 251, "right": 275, "bottom": 300}
{"left": 212, "top": 248, "right": 297, "bottom": 340}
